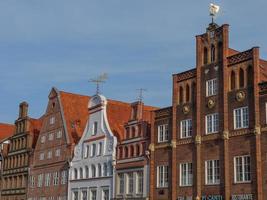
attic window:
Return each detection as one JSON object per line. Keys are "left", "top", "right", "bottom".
{"left": 49, "top": 116, "right": 55, "bottom": 125}
{"left": 52, "top": 102, "right": 55, "bottom": 108}
{"left": 92, "top": 122, "right": 98, "bottom": 135}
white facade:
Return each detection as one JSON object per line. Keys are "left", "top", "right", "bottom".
{"left": 68, "top": 94, "right": 117, "bottom": 200}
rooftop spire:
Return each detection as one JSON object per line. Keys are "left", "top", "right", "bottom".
{"left": 209, "top": 3, "right": 220, "bottom": 24}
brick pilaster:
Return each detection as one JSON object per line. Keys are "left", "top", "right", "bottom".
{"left": 149, "top": 111, "right": 155, "bottom": 200}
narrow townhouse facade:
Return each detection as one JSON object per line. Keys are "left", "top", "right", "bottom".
{"left": 0, "top": 102, "right": 42, "bottom": 200}
{"left": 114, "top": 101, "right": 156, "bottom": 200}
{"left": 150, "top": 22, "right": 267, "bottom": 200}
{"left": 27, "top": 88, "right": 89, "bottom": 200}
{"left": 0, "top": 123, "right": 15, "bottom": 200}
{"left": 68, "top": 93, "right": 133, "bottom": 200}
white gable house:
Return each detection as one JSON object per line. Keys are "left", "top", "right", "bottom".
{"left": 68, "top": 94, "right": 118, "bottom": 200}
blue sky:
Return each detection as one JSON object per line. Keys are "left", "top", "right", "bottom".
{"left": 0, "top": 0, "right": 267, "bottom": 123}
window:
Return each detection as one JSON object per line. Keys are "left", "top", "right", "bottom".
{"left": 157, "top": 166, "right": 168, "bottom": 188}
{"left": 234, "top": 155, "right": 251, "bottom": 183}
{"left": 91, "top": 144, "right": 96, "bottom": 157}
{"left": 180, "top": 163, "right": 193, "bottom": 186}
{"left": 211, "top": 44, "right": 215, "bottom": 62}
{"left": 230, "top": 70, "right": 236, "bottom": 90}
{"left": 137, "top": 171, "right": 143, "bottom": 194}
{"left": 119, "top": 173, "right": 124, "bottom": 194}
{"left": 92, "top": 122, "right": 97, "bottom": 135}
{"left": 79, "top": 168, "right": 83, "bottom": 179}
{"left": 205, "top": 160, "right": 220, "bottom": 185}
{"left": 102, "top": 189, "right": 109, "bottom": 200}
{"left": 158, "top": 124, "right": 169, "bottom": 143}
{"left": 48, "top": 133, "right": 54, "bottom": 141}
{"left": 29, "top": 176, "right": 35, "bottom": 188}
{"left": 205, "top": 113, "right": 219, "bottom": 134}
{"left": 50, "top": 116, "right": 55, "bottom": 125}
{"left": 206, "top": 79, "right": 217, "bottom": 96}
{"left": 39, "top": 152, "right": 45, "bottom": 160}
{"left": 37, "top": 174, "right": 43, "bottom": 187}
{"left": 45, "top": 173, "right": 51, "bottom": 187}
{"left": 127, "top": 173, "right": 134, "bottom": 194}
{"left": 180, "top": 119, "right": 192, "bottom": 138}
{"left": 204, "top": 47, "right": 208, "bottom": 65}
{"left": 91, "top": 165, "right": 96, "bottom": 178}
{"left": 73, "top": 191, "right": 78, "bottom": 200}
{"left": 74, "top": 169, "right": 78, "bottom": 180}
{"left": 47, "top": 151, "right": 52, "bottom": 159}
{"left": 61, "top": 171, "right": 67, "bottom": 184}
{"left": 41, "top": 136, "right": 46, "bottom": 143}
{"left": 56, "top": 130, "right": 62, "bottom": 138}
{"left": 103, "top": 163, "right": 108, "bottom": 176}
{"left": 234, "top": 107, "right": 249, "bottom": 129}
{"left": 55, "top": 149, "right": 61, "bottom": 157}
{"left": 90, "top": 190, "right": 97, "bottom": 200}
{"left": 82, "top": 190, "right": 87, "bottom": 200}
{"left": 239, "top": 68, "right": 244, "bottom": 88}
{"left": 98, "top": 142, "right": 102, "bottom": 156}
{"left": 84, "top": 145, "right": 90, "bottom": 158}
{"left": 53, "top": 172, "right": 59, "bottom": 185}
{"left": 85, "top": 166, "right": 89, "bottom": 178}
{"left": 98, "top": 164, "right": 102, "bottom": 177}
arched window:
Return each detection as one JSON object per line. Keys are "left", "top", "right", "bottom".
{"left": 125, "top": 147, "right": 128, "bottom": 158}
{"left": 230, "top": 71, "right": 236, "bottom": 90}
{"left": 91, "top": 165, "right": 96, "bottom": 178}
{"left": 247, "top": 66, "right": 253, "bottom": 86}
{"left": 239, "top": 68, "right": 244, "bottom": 88}
{"left": 211, "top": 44, "right": 215, "bottom": 62}
{"left": 119, "top": 147, "right": 123, "bottom": 159}
{"left": 131, "top": 127, "right": 136, "bottom": 138}
{"left": 179, "top": 86, "right": 184, "bottom": 105}
{"left": 136, "top": 144, "right": 140, "bottom": 156}
{"left": 130, "top": 146, "right": 134, "bottom": 157}
{"left": 85, "top": 166, "right": 89, "bottom": 178}
{"left": 74, "top": 169, "right": 78, "bottom": 180}
{"left": 98, "top": 164, "right": 102, "bottom": 177}
{"left": 108, "top": 161, "right": 113, "bottom": 176}
{"left": 217, "top": 42, "right": 223, "bottom": 61}
{"left": 103, "top": 163, "right": 108, "bottom": 176}
{"left": 186, "top": 84, "right": 190, "bottom": 102}
{"left": 191, "top": 82, "right": 196, "bottom": 103}
{"left": 79, "top": 168, "right": 83, "bottom": 179}
{"left": 204, "top": 47, "right": 208, "bottom": 64}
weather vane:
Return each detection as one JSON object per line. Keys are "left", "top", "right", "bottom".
{"left": 209, "top": 3, "right": 220, "bottom": 24}
{"left": 136, "top": 88, "right": 147, "bottom": 102}
{"left": 89, "top": 73, "right": 108, "bottom": 94}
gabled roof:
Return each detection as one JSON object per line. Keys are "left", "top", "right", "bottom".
{"left": 58, "top": 90, "right": 156, "bottom": 143}
{"left": 0, "top": 123, "right": 15, "bottom": 141}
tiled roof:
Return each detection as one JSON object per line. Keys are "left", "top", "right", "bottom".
{"left": 0, "top": 123, "right": 15, "bottom": 141}
{"left": 58, "top": 90, "right": 156, "bottom": 143}
{"left": 28, "top": 117, "right": 43, "bottom": 148}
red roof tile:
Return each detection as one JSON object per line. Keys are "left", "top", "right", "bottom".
{"left": 0, "top": 123, "right": 15, "bottom": 141}
{"left": 58, "top": 91, "right": 156, "bottom": 143}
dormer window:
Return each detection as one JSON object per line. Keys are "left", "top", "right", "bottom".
{"left": 92, "top": 122, "right": 98, "bottom": 135}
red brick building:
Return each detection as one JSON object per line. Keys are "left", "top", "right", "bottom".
{"left": 114, "top": 101, "right": 156, "bottom": 200}
{"left": 0, "top": 102, "right": 42, "bottom": 200}
{"left": 150, "top": 22, "right": 267, "bottom": 200}
{"left": 27, "top": 88, "right": 89, "bottom": 200}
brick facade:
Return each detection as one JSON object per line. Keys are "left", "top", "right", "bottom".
{"left": 150, "top": 23, "right": 267, "bottom": 200}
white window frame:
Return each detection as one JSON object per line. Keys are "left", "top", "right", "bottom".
{"left": 180, "top": 119, "right": 192, "bottom": 138}
{"left": 118, "top": 173, "right": 124, "bottom": 194}
{"left": 55, "top": 149, "right": 61, "bottom": 157}
{"left": 158, "top": 124, "right": 169, "bottom": 143}
{"left": 41, "top": 136, "right": 46, "bottom": 144}
{"left": 157, "top": 165, "right": 168, "bottom": 188}
{"left": 48, "top": 133, "right": 54, "bottom": 141}
{"left": 61, "top": 170, "right": 67, "bottom": 185}
{"left": 49, "top": 116, "right": 55, "bottom": 125}
{"left": 91, "top": 144, "right": 96, "bottom": 157}
{"left": 179, "top": 162, "right": 193, "bottom": 187}
{"left": 98, "top": 142, "right": 102, "bottom": 156}
{"left": 126, "top": 172, "right": 134, "bottom": 194}
{"left": 234, "top": 155, "right": 251, "bottom": 183}
{"left": 39, "top": 152, "right": 45, "bottom": 160}
{"left": 206, "top": 78, "right": 217, "bottom": 97}
{"left": 47, "top": 150, "right": 52, "bottom": 159}
{"left": 205, "top": 160, "right": 220, "bottom": 185}
{"left": 234, "top": 107, "right": 249, "bottom": 129}
{"left": 205, "top": 113, "right": 219, "bottom": 134}
{"left": 136, "top": 171, "right": 143, "bottom": 194}
{"left": 90, "top": 189, "right": 97, "bottom": 200}
{"left": 56, "top": 130, "right": 62, "bottom": 139}
{"left": 53, "top": 172, "right": 59, "bottom": 185}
